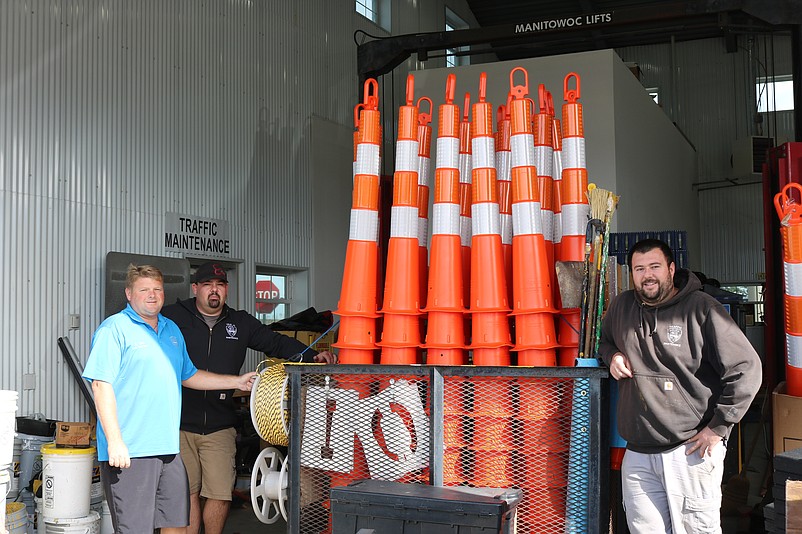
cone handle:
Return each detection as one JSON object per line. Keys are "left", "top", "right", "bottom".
{"left": 363, "top": 78, "right": 379, "bottom": 109}
{"left": 445, "top": 73, "right": 456, "bottom": 104}
{"left": 510, "top": 66, "right": 529, "bottom": 100}
{"left": 775, "top": 182, "right": 802, "bottom": 223}
{"left": 406, "top": 74, "right": 415, "bottom": 105}
{"left": 417, "top": 97, "right": 433, "bottom": 125}
{"left": 564, "top": 72, "right": 580, "bottom": 103}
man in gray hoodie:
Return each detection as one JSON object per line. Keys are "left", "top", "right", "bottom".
{"left": 599, "top": 239, "right": 761, "bottom": 533}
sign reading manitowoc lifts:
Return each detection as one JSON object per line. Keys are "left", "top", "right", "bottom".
{"left": 164, "top": 212, "right": 231, "bottom": 257}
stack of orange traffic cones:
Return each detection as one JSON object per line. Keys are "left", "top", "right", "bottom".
{"left": 496, "top": 99, "right": 514, "bottom": 307}
{"left": 378, "top": 74, "right": 422, "bottom": 365}
{"left": 468, "top": 72, "right": 512, "bottom": 366}
{"left": 417, "top": 97, "right": 433, "bottom": 311}
{"left": 334, "top": 79, "right": 382, "bottom": 365}
{"left": 557, "top": 73, "right": 589, "bottom": 366}
{"left": 508, "top": 67, "right": 557, "bottom": 367}
{"left": 423, "top": 74, "right": 467, "bottom": 366}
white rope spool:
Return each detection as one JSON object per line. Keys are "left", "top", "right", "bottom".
{"left": 250, "top": 446, "right": 289, "bottom": 524}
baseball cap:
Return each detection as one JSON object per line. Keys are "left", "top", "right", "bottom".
{"left": 193, "top": 262, "right": 228, "bottom": 284}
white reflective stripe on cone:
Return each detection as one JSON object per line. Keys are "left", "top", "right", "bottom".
{"left": 562, "top": 137, "right": 586, "bottom": 169}
{"left": 512, "top": 201, "right": 544, "bottom": 236}
{"left": 553, "top": 213, "right": 563, "bottom": 243}
{"left": 541, "top": 210, "right": 554, "bottom": 242}
{"left": 472, "top": 203, "right": 501, "bottom": 236}
{"left": 561, "top": 203, "right": 590, "bottom": 237}
{"left": 436, "top": 138, "right": 459, "bottom": 169}
{"left": 787, "top": 333, "right": 802, "bottom": 367}
{"left": 785, "top": 261, "right": 802, "bottom": 297}
{"left": 500, "top": 214, "right": 513, "bottom": 245}
{"left": 355, "top": 144, "right": 381, "bottom": 175}
{"left": 460, "top": 216, "right": 472, "bottom": 246}
{"left": 418, "top": 217, "right": 429, "bottom": 246}
{"left": 459, "top": 155, "right": 473, "bottom": 184}
{"left": 511, "top": 134, "right": 536, "bottom": 167}
{"left": 390, "top": 206, "right": 419, "bottom": 238}
{"left": 418, "top": 159, "right": 431, "bottom": 186}
{"left": 553, "top": 149, "right": 563, "bottom": 174}
{"left": 471, "top": 137, "right": 495, "bottom": 169}
{"left": 349, "top": 209, "right": 380, "bottom": 241}
{"left": 396, "top": 140, "right": 420, "bottom": 172}
{"left": 433, "top": 204, "right": 461, "bottom": 235}
{"left": 535, "top": 146, "right": 553, "bottom": 176}
{"left": 496, "top": 151, "right": 512, "bottom": 180}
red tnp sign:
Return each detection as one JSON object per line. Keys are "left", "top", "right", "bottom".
{"left": 255, "top": 280, "right": 280, "bottom": 313}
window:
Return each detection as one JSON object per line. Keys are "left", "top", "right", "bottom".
{"left": 756, "top": 76, "right": 794, "bottom": 112}
{"left": 445, "top": 8, "right": 469, "bottom": 68}
{"left": 254, "top": 268, "right": 309, "bottom": 325}
{"left": 356, "top": 0, "right": 377, "bottom": 24}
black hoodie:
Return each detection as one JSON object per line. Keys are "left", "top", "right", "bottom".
{"left": 599, "top": 269, "right": 761, "bottom": 453}
{"left": 162, "top": 298, "right": 316, "bottom": 434}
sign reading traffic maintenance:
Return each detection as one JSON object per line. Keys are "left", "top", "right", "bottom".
{"left": 164, "top": 212, "right": 231, "bottom": 256}
{"left": 515, "top": 12, "right": 612, "bottom": 33}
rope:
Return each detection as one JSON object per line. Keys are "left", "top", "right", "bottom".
{"left": 252, "top": 358, "right": 291, "bottom": 447}
{"left": 251, "top": 322, "right": 339, "bottom": 446}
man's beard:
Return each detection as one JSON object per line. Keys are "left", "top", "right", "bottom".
{"left": 636, "top": 277, "right": 673, "bottom": 305}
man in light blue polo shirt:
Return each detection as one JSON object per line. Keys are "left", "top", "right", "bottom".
{"left": 83, "top": 264, "right": 256, "bottom": 534}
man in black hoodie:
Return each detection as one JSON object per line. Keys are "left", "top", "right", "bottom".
{"left": 162, "top": 262, "right": 336, "bottom": 534}
{"left": 599, "top": 239, "right": 761, "bottom": 533}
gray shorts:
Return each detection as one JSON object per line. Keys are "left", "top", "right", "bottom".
{"left": 101, "top": 454, "right": 190, "bottom": 533}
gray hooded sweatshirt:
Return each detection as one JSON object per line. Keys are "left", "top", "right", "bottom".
{"left": 599, "top": 269, "right": 762, "bottom": 454}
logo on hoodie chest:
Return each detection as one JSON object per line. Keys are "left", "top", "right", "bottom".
{"left": 666, "top": 325, "right": 682, "bottom": 346}
{"left": 225, "top": 323, "right": 238, "bottom": 340}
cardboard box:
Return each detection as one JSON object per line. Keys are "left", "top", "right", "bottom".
{"left": 276, "top": 330, "right": 337, "bottom": 355}
{"left": 773, "top": 382, "right": 802, "bottom": 455}
{"left": 55, "top": 421, "right": 92, "bottom": 447}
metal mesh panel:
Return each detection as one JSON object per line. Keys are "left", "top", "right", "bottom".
{"left": 286, "top": 365, "right": 607, "bottom": 534}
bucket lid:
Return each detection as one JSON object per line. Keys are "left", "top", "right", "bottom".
{"left": 6, "top": 501, "right": 26, "bottom": 514}
{"left": 41, "top": 443, "right": 96, "bottom": 455}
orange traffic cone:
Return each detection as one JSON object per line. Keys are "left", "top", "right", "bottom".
{"left": 468, "top": 72, "right": 512, "bottom": 366}
{"left": 496, "top": 98, "right": 514, "bottom": 307}
{"left": 548, "top": 90, "right": 564, "bottom": 302}
{"left": 507, "top": 67, "right": 557, "bottom": 367}
{"left": 423, "top": 74, "right": 467, "bottom": 366}
{"left": 458, "top": 93, "right": 473, "bottom": 339}
{"left": 534, "top": 83, "right": 556, "bottom": 293}
{"left": 378, "top": 74, "right": 422, "bottom": 365}
{"left": 334, "top": 79, "right": 382, "bottom": 365}
{"left": 417, "top": 97, "right": 433, "bottom": 312}
{"left": 556, "top": 73, "right": 590, "bottom": 365}
{"left": 775, "top": 183, "right": 802, "bottom": 395}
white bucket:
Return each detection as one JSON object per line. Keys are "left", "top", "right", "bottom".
{"left": 0, "top": 390, "right": 19, "bottom": 466}
{"left": 1, "top": 469, "right": 9, "bottom": 526}
{"left": 5, "top": 501, "right": 28, "bottom": 534}
{"left": 88, "top": 501, "right": 112, "bottom": 534}
{"left": 7, "top": 438, "right": 22, "bottom": 499}
{"left": 40, "top": 444, "right": 95, "bottom": 520}
{"left": 19, "top": 434, "right": 53, "bottom": 493}
{"left": 42, "top": 510, "right": 100, "bottom": 534}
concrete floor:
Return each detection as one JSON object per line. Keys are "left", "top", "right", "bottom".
{"left": 223, "top": 496, "right": 287, "bottom": 534}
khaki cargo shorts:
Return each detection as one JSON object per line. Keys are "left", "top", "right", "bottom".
{"left": 179, "top": 428, "right": 237, "bottom": 501}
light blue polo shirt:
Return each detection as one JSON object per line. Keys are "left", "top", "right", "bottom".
{"left": 83, "top": 304, "right": 198, "bottom": 461}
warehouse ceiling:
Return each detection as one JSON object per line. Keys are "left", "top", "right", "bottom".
{"left": 357, "top": 0, "right": 802, "bottom": 78}
{"left": 462, "top": 0, "right": 792, "bottom": 61}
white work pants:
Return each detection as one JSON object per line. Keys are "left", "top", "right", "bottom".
{"left": 621, "top": 443, "right": 726, "bottom": 534}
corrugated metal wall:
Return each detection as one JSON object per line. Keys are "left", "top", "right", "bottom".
{"left": 616, "top": 33, "right": 793, "bottom": 282}
{"left": 0, "top": 0, "right": 474, "bottom": 421}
